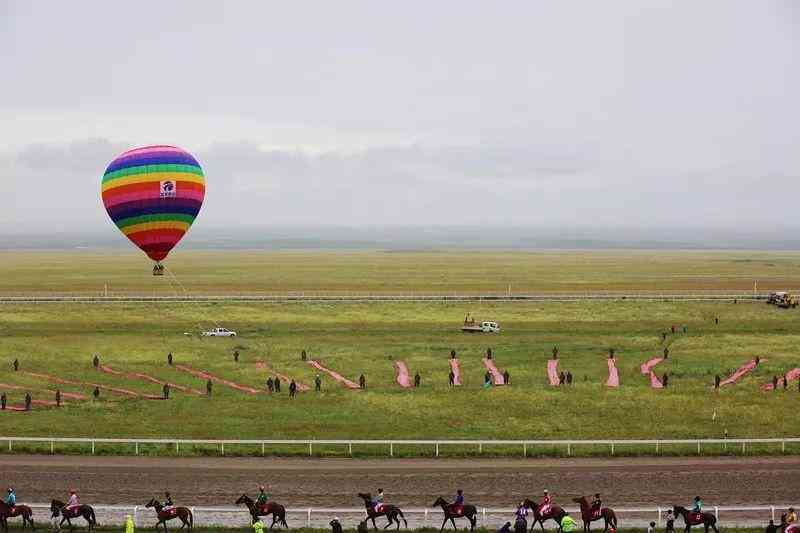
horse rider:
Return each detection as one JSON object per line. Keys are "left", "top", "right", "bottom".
{"left": 5, "top": 487, "right": 16, "bottom": 510}
{"left": 163, "top": 491, "right": 174, "bottom": 512}
{"left": 691, "top": 496, "right": 703, "bottom": 514}
{"left": 372, "top": 489, "right": 385, "bottom": 513}
{"left": 65, "top": 490, "right": 80, "bottom": 514}
{"left": 539, "top": 490, "right": 552, "bottom": 515}
{"left": 256, "top": 485, "right": 270, "bottom": 509}
{"left": 591, "top": 493, "right": 602, "bottom": 515}
{"left": 515, "top": 501, "right": 528, "bottom": 524}
{"left": 453, "top": 489, "right": 465, "bottom": 516}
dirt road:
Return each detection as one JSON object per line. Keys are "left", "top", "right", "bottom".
{"left": 1, "top": 455, "right": 796, "bottom": 507}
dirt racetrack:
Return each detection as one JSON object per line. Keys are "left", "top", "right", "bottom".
{"left": 1, "top": 455, "right": 797, "bottom": 507}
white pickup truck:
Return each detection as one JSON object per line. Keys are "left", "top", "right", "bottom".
{"left": 461, "top": 320, "right": 500, "bottom": 333}
{"left": 201, "top": 327, "right": 237, "bottom": 337}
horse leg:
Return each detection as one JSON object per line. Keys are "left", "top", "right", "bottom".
{"left": 450, "top": 517, "right": 458, "bottom": 531}
{"left": 372, "top": 516, "right": 378, "bottom": 531}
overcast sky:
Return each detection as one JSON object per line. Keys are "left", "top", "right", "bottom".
{"left": 1, "top": 1, "right": 799, "bottom": 238}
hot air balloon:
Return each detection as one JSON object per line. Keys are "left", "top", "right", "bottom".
{"left": 101, "top": 145, "right": 205, "bottom": 275}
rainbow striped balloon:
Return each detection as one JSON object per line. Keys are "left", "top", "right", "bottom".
{"left": 101, "top": 145, "right": 205, "bottom": 262}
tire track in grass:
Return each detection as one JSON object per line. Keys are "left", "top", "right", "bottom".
{"left": 761, "top": 368, "right": 800, "bottom": 391}
{"left": 21, "top": 371, "right": 162, "bottom": 399}
{"left": 0, "top": 382, "right": 87, "bottom": 400}
{"left": 254, "top": 360, "right": 310, "bottom": 392}
{"left": 308, "top": 360, "right": 360, "bottom": 389}
{"left": 394, "top": 361, "right": 412, "bottom": 388}
{"left": 483, "top": 358, "right": 506, "bottom": 385}
{"left": 173, "top": 364, "right": 262, "bottom": 394}
{"left": 99, "top": 364, "right": 204, "bottom": 395}
{"left": 720, "top": 358, "right": 764, "bottom": 387}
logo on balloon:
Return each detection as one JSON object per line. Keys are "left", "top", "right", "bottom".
{"left": 160, "top": 180, "right": 177, "bottom": 198}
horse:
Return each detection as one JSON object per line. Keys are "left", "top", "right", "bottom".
{"left": 51, "top": 500, "right": 95, "bottom": 533}
{"left": 673, "top": 506, "right": 718, "bottom": 533}
{"left": 357, "top": 493, "right": 407, "bottom": 531}
{"left": 432, "top": 497, "right": 477, "bottom": 532}
{"left": 572, "top": 497, "right": 617, "bottom": 533}
{"left": 235, "top": 495, "right": 288, "bottom": 529}
{"left": 145, "top": 498, "right": 193, "bottom": 533}
{"left": 523, "top": 499, "right": 566, "bottom": 533}
{"left": 0, "top": 501, "right": 35, "bottom": 532}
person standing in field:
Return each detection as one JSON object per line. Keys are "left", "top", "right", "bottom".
{"left": 266, "top": 377, "right": 274, "bottom": 392}
{"left": 559, "top": 371, "right": 566, "bottom": 385}
{"left": 783, "top": 376, "right": 788, "bottom": 390}
{"left": 25, "top": 392, "right": 32, "bottom": 410}
{"left": 92, "top": 354, "right": 99, "bottom": 369}
{"left": 0, "top": 392, "right": 6, "bottom": 410}
{"left": 167, "top": 352, "right": 173, "bottom": 366}
{"left": 663, "top": 347, "right": 669, "bottom": 359}
{"left": 163, "top": 383, "right": 170, "bottom": 399}
{"left": 315, "top": 374, "right": 322, "bottom": 392}
{"left": 13, "top": 359, "right": 19, "bottom": 372}
{"left": 451, "top": 349, "right": 457, "bottom": 359}
{"left": 662, "top": 373, "right": 669, "bottom": 388}
{"left": 359, "top": 374, "right": 366, "bottom": 389}
{"left": 329, "top": 518, "right": 342, "bottom": 533}
{"left": 56, "top": 389, "right": 62, "bottom": 407}
{"left": 206, "top": 379, "right": 213, "bottom": 396}
{"left": 772, "top": 375, "right": 779, "bottom": 391}
{"left": 289, "top": 380, "right": 297, "bottom": 398}
{"left": 414, "top": 372, "right": 421, "bottom": 387}
{"left": 714, "top": 375, "right": 720, "bottom": 390}
{"left": 234, "top": 350, "right": 239, "bottom": 363}
{"left": 566, "top": 371, "right": 573, "bottom": 385}
{"left": 552, "top": 346, "right": 558, "bottom": 359}
{"left": 503, "top": 370, "right": 510, "bottom": 385}
{"left": 274, "top": 377, "right": 281, "bottom": 393}
{"left": 93, "top": 387, "right": 100, "bottom": 399}
{"left": 448, "top": 370, "right": 455, "bottom": 387}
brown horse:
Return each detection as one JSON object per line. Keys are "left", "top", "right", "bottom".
{"left": 0, "top": 501, "right": 35, "bottom": 532}
{"left": 51, "top": 500, "right": 96, "bottom": 533}
{"left": 523, "top": 499, "right": 566, "bottom": 533}
{"left": 573, "top": 497, "right": 617, "bottom": 533}
{"left": 235, "top": 495, "right": 288, "bottom": 529}
{"left": 145, "top": 498, "right": 193, "bottom": 533}
{"left": 433, "top": 497, "right": 477, "bottom": 532}
{"left": 358, "top": 493, "right": 407, "bottom": 531}
{"left": 673, "top": 506, "right": 718, "bottom": 533}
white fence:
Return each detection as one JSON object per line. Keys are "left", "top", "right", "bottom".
{"left": 2, "top": 437, "right": 799, "bottom": 457}
{"left": 18, "top": 503, "right": 800, "bottom": 529}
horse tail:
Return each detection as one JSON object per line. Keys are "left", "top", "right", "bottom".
{"left": 89, "top": 507, "right": 97, "bottom": 526}
{"left": 188, "top": 508, "right": 194, "bottom": 530}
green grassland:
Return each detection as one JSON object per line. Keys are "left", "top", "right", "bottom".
{"left": 2, "top": 249, "right": 800, "bottom": 295}
{"left": 1, "top": 295, "right": 798, "bottom": 451}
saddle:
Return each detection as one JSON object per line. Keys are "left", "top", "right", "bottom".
{"left": 63, "top": 507, "right": 82, "bottom": 519}
{"left": 590, "top": 508, "right": 603, "bottom": 520}
{"left": 257, "top": 502, "right": 272, "bottom": 513}
{"left": 161, "top": 507, "right": 179, "bottom": 518}
{"left": 374, "top": 504, "right": 386, "bottom": 513}
{"left": 687, "top": 512, "right": 705, "bottom": 525}
{"left": 448, "top": 504, "right": 465, "bottom": 517}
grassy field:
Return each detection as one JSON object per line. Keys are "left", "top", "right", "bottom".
{"left": 1, "top": 294, "right": 799, "bottom": 451}
{"left": 2, "top": 249, "right": 800, "bottom": 295}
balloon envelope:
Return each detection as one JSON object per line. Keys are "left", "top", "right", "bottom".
{"left": 101, "top": 145, "right": 205, "bottom": 262}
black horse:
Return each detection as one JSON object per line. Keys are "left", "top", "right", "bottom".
{"left": 51, "top": 500, "right": 96, "bottom": 533}
{"left": 433, "top": 497, "right": 477, "bottom": 532}
{"left": 145, "top": 498, "right": 193, "bottom": 533}
{"left": 673, "top": 506, "right": 718, "bottom": 533}
{"left": 235, "top": 494, "right": 288, "bottom": 529}
{"left": 0, "top": 501, "right": 35, "bottom": 533}
{"left": 357, "top": 493, "right": 407, "bottom": 530}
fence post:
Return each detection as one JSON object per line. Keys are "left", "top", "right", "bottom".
{"left": 51, "top": 440, "right": 54, "bottom": 454}
{"left": 697, "top": 441, "right": 701, "bottom": 455}
{"left": 176, "top": 442, "right": 179, "bottom": 453}
{"left": 771, "top": 506, "right": 775, "bottom": 521}
{"left": 424, "top": 509, "right": 428, "bottom": 526}
{"left": 656, "top": 441, "right": 660, "bottom": 455}
{"left": 742, "top": 442, "right": 746, "bottom": 454}
{"left": 781, "top": 440, "right": 785, "bottom": 454}
{"left": 715, "top": 506, "right": 718, "bottom": 521}
{"left": 221, "top": 442, "right": 225, "bottom": 456}
{"left": 658, "top": 507, "right": 662, "bottom": 525}
{"left": 390, "top": 443, "right": 393, "bottom": 457}
{"left": 435, "top": 443, "right": 439, "bottom": 457}
{"left": 482, "top": 508, "right": 486, "bottom": 525}
{"left": 7, "top": 440, "right": 11, "bottom": 452}
{"left": 479, "top": 443, "right": 482, "bottom": 454}
{"left": 610, "top": 443, "right": 614, "bottom": 455}
{"left": 349, "top": 443, "right": 353, "bottom": 456}
{"left": 567, "top": 443, "right": 571, "bottom": 456}
{"left": 91, "top": 440, "right": 95, "bottom": 455}
{"left": 309, "top": 443, "right": 313, "bottom": 456}
{"left": 135, "top": 442, "right": 139, "bottom": 455}
{"left": 523, "top": 443, "right": 527, "bottom": 457}
{"left": 262, "top": 443, "right": 265, "bottom": 456}
{"left": 307, "top": 508, "right": 311, "bottom": 527}
{"left": 133, "top": 506, "right": 138, "bottom": 525}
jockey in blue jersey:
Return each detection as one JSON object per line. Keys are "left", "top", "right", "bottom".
{"left": 453, "top": 489, "right": 465, "bottom": 515}
{"left": 691, "top": 497, "right": 703, "bottom": 513}
{"left": 5, "top": 488, "right": 16, "bottom": 508}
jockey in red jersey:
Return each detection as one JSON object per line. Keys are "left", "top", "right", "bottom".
{"left": 539, "top": 490, "right": 552, "bottom": 515}
{"left": 453, "top": 489, "right": 465, "bottom": 516}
